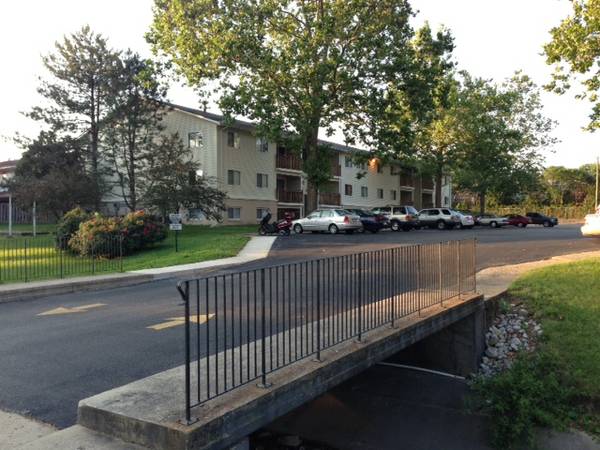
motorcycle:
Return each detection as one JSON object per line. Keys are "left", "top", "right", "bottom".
{"left": 258, "top": 212, "right": 293, "bottom": 236}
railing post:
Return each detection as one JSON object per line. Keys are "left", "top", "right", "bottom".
{"left": 390, "top": 248, "right": 396, "bottom": 328}
{"left": 258, "top": 268, "right": 272, "bottom": 388}
{"left": 314, "top": 259, "right": 322, "bottom": 361}
{"left": 60, "top": 237, "right": 64, "bottom": 279}
{"left": 417, "top": 245, "right": 422, "bottom": 316}
{"left": 457, "top": 240, "right": 462, "bottom": 298}
{"left": 176, "top": 281, "right": 193, "bottom": 425}
{"left": 24, "top": 239, "right": 28, "bottom": 282}
{"left": 119, "top": 236, "right": 124, "bottom": 273}
{"left": 357, "top": 253, "right": 363, "bottom": 342}
{"left": 473, "top": 238, "right": 477, "bottom": 292}
{"left": 438, "top": 241, "right": 443, "bottom": 307}
{"left": 91, "top": 241, "right": 95, "bottom": 275}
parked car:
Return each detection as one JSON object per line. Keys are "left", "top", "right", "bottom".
{"left": 581, "top": 207, "right": 600, "bottom": 237}
{"left": 292, "top": 209, "right": 362, "bottom": 234}
{"left": 505, "top": 214, "right": 531, "bottom": 228}
{"left": 526, "top": 212, "right": 558, "bottom": 227}
{"left": 417, "top": 208, "right": 461, "bottom": 230}
{"left": 371, "top": 205, "right": 420, "bottom": 231}
{"left": 453, "top": 210, "right": 475, "bottom": 229}
{"left": 476, "top": 213, "right": 509, "bottom": 228}
{"left": 346, "top": 209, "right": 387, "bottom": 233}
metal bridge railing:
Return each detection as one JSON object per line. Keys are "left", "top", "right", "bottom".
{"left": 176, "top": 239, "right": 476, "bottom": 424}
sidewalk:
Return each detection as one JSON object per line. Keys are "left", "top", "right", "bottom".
{"left": 0, "top": 236, "right": 276, "bottom": 303}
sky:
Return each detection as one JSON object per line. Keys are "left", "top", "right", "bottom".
{"left": 0, "top": 0, "right": 597, "bottom": 168}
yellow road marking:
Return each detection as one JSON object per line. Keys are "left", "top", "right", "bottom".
{"left": 147, "top": 314, "right": 215, "bottom": 331}
{"left": 37, "top": 303, "right": 106, "bottom": 316}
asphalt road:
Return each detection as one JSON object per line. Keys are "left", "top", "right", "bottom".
{"left": 0, "top": 223, "right": 597, "bottom": 428}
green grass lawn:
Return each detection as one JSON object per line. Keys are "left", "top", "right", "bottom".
{"left": 474, "top": 258, "right": 600, "bottom": 448}
{"left": 0, "top": 223, "right": 57, "bottom": 236}
{"left": 0, "top": 225, "right": 256, "bottom": 284}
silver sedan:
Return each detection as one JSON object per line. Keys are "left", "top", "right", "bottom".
{"left": 292, "top": 209, "right": 362, "bottom": 234}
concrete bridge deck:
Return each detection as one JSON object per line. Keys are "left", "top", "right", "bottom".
{"left": 78, "top": 292, "right": 484, "bottom": 450}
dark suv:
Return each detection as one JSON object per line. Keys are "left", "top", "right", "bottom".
{"left": 526, "top": 212, "right": 558, "bottom": 227}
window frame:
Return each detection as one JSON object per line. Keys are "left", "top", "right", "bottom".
{"left": 227, "top": 207, "right": 241, "bottom": 220}
{"left": 227, "top": 170, "right": 241, "bottom": 185}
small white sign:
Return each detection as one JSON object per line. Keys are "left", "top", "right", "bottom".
{"left": 169, "top": 223, "right": 183, "bottom": 231}
{"left": 169, "top": 213, "right": 182, "bottom": 224}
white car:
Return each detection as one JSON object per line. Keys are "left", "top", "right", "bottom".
{"left": 452, "top": 210, "right": 475, "bottom": 229}
{"left": 371, "top": 205, "right": 420, "bottom": 231}
{"left": 418, "top": 208, "right": 461, "bottom": 230}
{"left": 292, "top": 209, "right": 362, "bottom": 234}
{"left": 476, "top": 214, "right": 509, "bottom": 228}
{"left": 581, "top": 209, "right": 600, "bottom": 237}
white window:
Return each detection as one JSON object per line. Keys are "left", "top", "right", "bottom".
{"left": 188, "top": 132, "right": 203, "bottom": 149}
{"left": 361, "top": 186, "right": 368, "bottom": 198}
{"left": 256, "top": 208, "right": 269, "bottom": 220}
{"left": 227, "top": 207, "right": 241, "bottom": 220}
{"left": 256, "top": 173, "right": 269, "bottom": 188}
{"left": 256, "top": 137, "right": 268, "bottom": 152}
{"left": 344, "top": 156, "right": 353, "bottom": 168}
{"left": 377, "top": 188, "right": 384, "bottom": 199}
{"left": 227, "top": 131, "right": 240, "bottom": 149}
{"left": 227, "top": 170, "right": 241, "bottom": 185}
{"left": 390, "top": 190, "right": 397, "bottom": 200}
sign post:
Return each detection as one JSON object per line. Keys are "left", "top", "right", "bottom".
{"left": 169, "top": 213, "right": 183, "bottom": 252}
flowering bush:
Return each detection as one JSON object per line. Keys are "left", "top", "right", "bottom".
{"left": 120, "top": 211, "right": 167, "bottom": 254}
{"left": 56, "top": 207, "right": 91, "bottom": 249}
{"left": 68, "top": 214, "right": 122, "bottom": 258}
{"left": 67, "top": 210, "right": 167, "bottom": 258}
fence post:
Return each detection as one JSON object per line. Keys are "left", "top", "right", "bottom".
{"left": 60, "top": 237, "right": 64, "bottom": 279}
{"left": 417, "top": 245, "right": 422, "bottom": 316}
{"left": 390, "top": 248, "right": 396, "bottom": 328}
{"left": 457, "top": 240, "right": 461, "bottom": 298}
{"left": 177, "top": 281, "right": 193, "bottom": 424}
{"left": 24, "top": 239, "right": 28, "bottom": 282}
{"left": 91, "top": 241, "right": 95, "bottom": 275}
{"left": 119, "top": 236, "right": 124, "bottom": 273}
{"left": 258, "top": 268, "right": 272, "bottom": 388}
{"left": 357, "top": 253, "right": 363, "bottom": 342}
{"left": 473, "top": 238, "right": 477, "bottom": 292}
{"left": 438, "top": 241, "right": 443, "bottom": 307}
{"left": 314, "top": 259, "right": 322, "bottom": 361}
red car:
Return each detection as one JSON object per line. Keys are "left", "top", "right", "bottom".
{"left": 505, "top": 214, "right": 531, "bottom": 228}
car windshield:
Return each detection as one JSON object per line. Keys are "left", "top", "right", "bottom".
{"left": 336, "top": 209, "right": 351, "bottom": 216}
{"left": 406, "top": 206, "right": 418, "bottom": 214}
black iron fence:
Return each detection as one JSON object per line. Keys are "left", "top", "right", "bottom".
{"left": 0, "top": 235, "right": 123, "bottom": 284}
{"left": 176, "top": 239, "right": 476, "bottom": 423}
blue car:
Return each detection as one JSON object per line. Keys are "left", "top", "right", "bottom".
{"left": 346, "top": 209, "right": 387, "bottom": 233}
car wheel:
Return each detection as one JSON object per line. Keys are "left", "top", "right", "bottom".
{"left": 455, "top": 222, "right": 463, "bottom": 230}
{"left": 517, "top": 222, "right": 525, "bottom": 228}
{"left": 436, "top": 220, "right": 446, "bottom": 230}
{"left": 293, "top": 224, "right": 303, "bottom": 234}
{"left": 390, "top": 220, "right": 400, "bottom": 232}
{"left": 329, "top": 224, "right": 339, "bottom": 234}
{"left": 490, "top": 221, "right": 498, "bottom": 228}
{"left": 259, "top": 228, "right": 267, "bottom": 236}
{"left": 357, "top": 226, "right": 365, "bottom": 233}
{"left": 543, "top": 220, "right": 550, "bottom": 227}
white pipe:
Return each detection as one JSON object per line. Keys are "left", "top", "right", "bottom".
{"left": 376, "top": 362, "right": 467, "bottom": 381}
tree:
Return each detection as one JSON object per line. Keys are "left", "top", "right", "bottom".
{"left": 408, "top": 24, "right": 456, "bottom": 206}
{"left": 544, "top": 0, "right": 600, "bottom": 130}
{"left": 103, "top": 52, "right": 169, "bottom": 211}
{"left": 143, "top": 135, "right": 227, "bottom": 220}
{"left": 452, "top": 73, "right": 555, "bottom": 215}
{"left": 9, "top": 133, "right": 97, "bottom": 219}
{"left": 27, "top": 26, "right": 121, "bottom": 209}
{"left": 148, "top": 0, "right": 416, "bottom": 212}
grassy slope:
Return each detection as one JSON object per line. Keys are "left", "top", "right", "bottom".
{"left": 510, "top": 259, "right": 600, "bottom": 399}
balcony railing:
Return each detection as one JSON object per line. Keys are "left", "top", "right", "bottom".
{"left": 330, "top": 164, "right": 341, "bottom": 177}
{"left": 277, "top": 189, "right": 303, "bottom": 203}
{"left": 400, "top": 173, "right": 415, "bottom": 187}
{"left": 422, "top": 179, "right": 434, "bottom": 190}
{"left": 319, "top": 192, "right": 341, "bottom": 205}
{"left": 276, "top": 154, "right": 303, "bottom": 171}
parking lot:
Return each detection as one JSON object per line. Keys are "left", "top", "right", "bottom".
{"left": 266, "top": 223, "right": 599, "bottom": 271}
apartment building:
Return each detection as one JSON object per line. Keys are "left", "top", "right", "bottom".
{"left": 154, "top": 103, "right": 451, "bottom": 225}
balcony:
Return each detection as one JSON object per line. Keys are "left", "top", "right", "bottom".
{"left": 422, "top": 178, "right": 434, "bottom": 190}
{"left": 276, "top": 153, "right": 303, "bottom": 171}
{"left": 330, "top": 163, "right": 341, "bottom": 177}
{"left": 320, "top": 192, "right": 341, "bottom": 205}
{"left": 277, "top": 189, "right": 303, "bottom": 204}
{"left": 400, "top": 172, "right": 415, "bottom": 187}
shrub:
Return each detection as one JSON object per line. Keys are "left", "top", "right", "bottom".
{"left": 68, "top": 214, "right": 122, "bottom": 258}
{"left": 56, "top": 207, "right": 91, "bottom": 248}
{"left": 120, "top": 211, "right": 167, "bottom": 254}
{"left": 471, "top": 351, "right": 577, "bottom": 449}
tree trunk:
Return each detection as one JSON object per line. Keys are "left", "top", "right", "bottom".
{"left": 435, "top": 170, "right": 443, "bottom": 207}
{"left": 304, "top": 128, "right": 320, "bottom": 214}
{"left": 479, "top": 191, "right": 486, "bottom": 216}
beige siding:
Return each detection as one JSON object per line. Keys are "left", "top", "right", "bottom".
{"left": 340, "top": 157, "right": 401, "bottom": 209}
{"left": 218, "top": 129, "right": 277, "bottom": 202}
{"left": 224, "top": 199, "right": 278, "bottom": 225}
{"left": 161, "top": 110, "right": 219, "bottom": 178}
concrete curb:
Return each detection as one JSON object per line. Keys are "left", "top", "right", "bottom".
{"left": 0, "top": 236, "right": 276, "bottom": 304}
